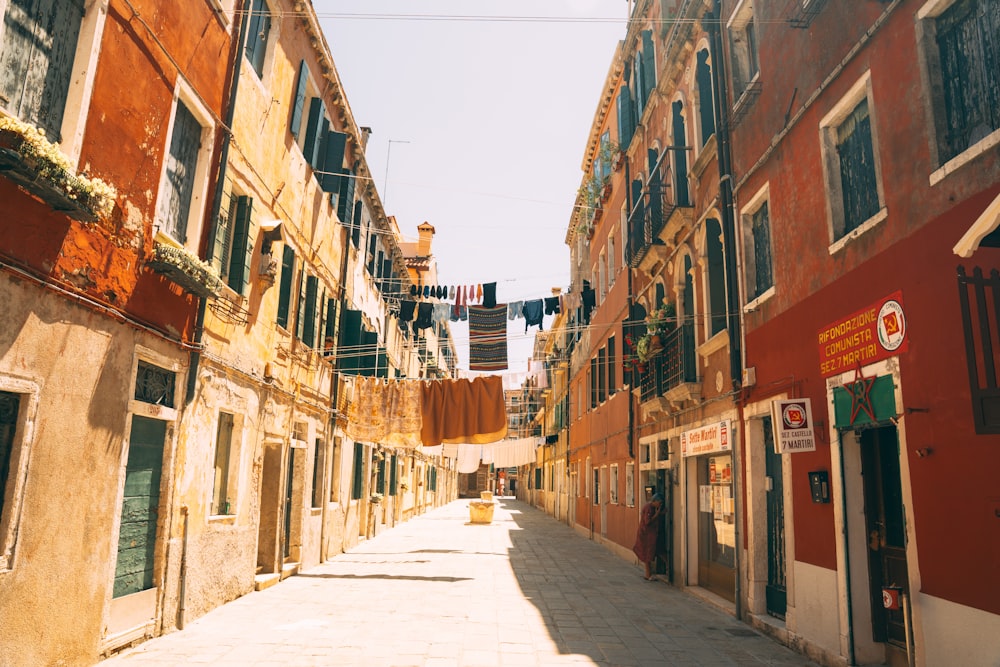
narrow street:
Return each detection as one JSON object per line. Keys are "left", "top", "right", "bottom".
{"left": 100, "top": 499, "right": 816, "bottom": 667}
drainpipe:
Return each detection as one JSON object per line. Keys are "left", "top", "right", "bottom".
{"left": 185, "top": 0, "right": 251, "bottom": 403}
{"left": 177, "top": 505, "right": 190, "bottom": 629}
{"left": 706, "top": 0, "right": 744, "bottom": 621}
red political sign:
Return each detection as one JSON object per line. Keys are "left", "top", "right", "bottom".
{"left": 818, "top": 291, "right": 907, "bottom": 378}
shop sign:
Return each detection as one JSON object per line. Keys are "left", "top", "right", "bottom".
{"left": 681, "top": 419, "right": 731, "bottom": 458}
{"left": 818, "top": 291, "right": 907, "bottom": 378}
{"left": 770, "top": 398, "right": 817, "bottom": 454}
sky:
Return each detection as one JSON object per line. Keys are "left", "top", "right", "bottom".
{"left": 315, "top": 2, "right": 628, "bottom": 377}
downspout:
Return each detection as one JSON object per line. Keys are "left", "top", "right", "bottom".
{"left": 185, "top": 0, "right": 251, "bottom": 403}
{"left": 177, "top": 505, "right": 190, "bottom": 629}
{"left": 706, "top": 0, "right": 744, "bottom": 621}
{"left": 837, "top": 430, "right": 857, "bottom": 665}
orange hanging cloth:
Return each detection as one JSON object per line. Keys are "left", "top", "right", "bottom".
{"left": 420, "top": 376, "right": 507, "bottom": 447}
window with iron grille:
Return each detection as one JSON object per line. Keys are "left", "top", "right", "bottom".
{"left": 134, "top": 361, "right": 176, "bottom": 408}
{"left": 928, "top": 0, "right": 1000, "bottom": 165}
{"left": 742, "top": 186, "right": 774, "bottom": 303}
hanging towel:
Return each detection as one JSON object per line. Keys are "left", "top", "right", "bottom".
{"left": 456, "top": 444, "right": 483, "bottom": 474}
{"left": 345, "top": 377, "right": 423, "bottom": 448}
{"left": 482, "top": 282, "right": 497, "bottom": 308}
{"left": 420, "top": 376, "right": 508, "bottom": 447}
{"left": 468, "top": 305, "right": 509, "bottom": 371}
{"left": 522, "top": 299, "right": 544, "bottom": 332}
{"left": 544, "top": 296, "right": 560, "bottom": 315}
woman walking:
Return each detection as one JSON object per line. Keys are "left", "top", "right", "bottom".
{"left": 632, "top": 492, "right": 664, "bottom": 580}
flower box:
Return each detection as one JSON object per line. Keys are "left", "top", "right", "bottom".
{"left": 0, "top": 119, "right": 116, "bottom": 221}
{"left": 147, "top": 242, "right": 224, "bottom": 298}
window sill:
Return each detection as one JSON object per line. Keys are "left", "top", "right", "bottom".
{"left": 744, "top": 285, "right": 776, "bottom": 313}
{"left": 208, "top": 514, "right": 236, "bottom": 524}
{"left": 929, "top": 127, "right": 1000, "bottom": 187}
{"left": 698, "top": 329, "right": 730, "bottom": 361}
{"left": 827, "top": 207, "right": 888, "bottom": 255}
{"left": 690, "top": 134, "right": 717, "bottom": 179}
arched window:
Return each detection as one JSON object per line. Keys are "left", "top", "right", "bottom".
{"left": 672, "top": 101, "right": 691, "bottom": 207}
{"left": 696, "top": 49, "right": 716, "bottom": 146}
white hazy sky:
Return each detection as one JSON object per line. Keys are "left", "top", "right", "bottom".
{"left": 316, "top": 2, "right": 627, "bottom": 375}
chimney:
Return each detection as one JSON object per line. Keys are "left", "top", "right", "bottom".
{"left": 417, "top": 221, "right": 435, "bottom": 256}
{"left": 360, "top": 126, "right": 372, "bottom": 151}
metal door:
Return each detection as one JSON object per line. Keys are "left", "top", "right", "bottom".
{"left": 861, "top": 425, "right": 908, "bottom": 646}
{"left": 764, "top": 415, "right": 787, "bottom": 618}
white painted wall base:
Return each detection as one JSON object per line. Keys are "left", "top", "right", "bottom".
{"left": 917, "top": 593, "right": 1000, "bottom": 667}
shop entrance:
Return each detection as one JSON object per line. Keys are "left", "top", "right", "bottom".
{"left": 697, "top": 455, "right": 735, "bottom": 601}
{"left": 860, "top": 425, "right": 908, "bottom": 646}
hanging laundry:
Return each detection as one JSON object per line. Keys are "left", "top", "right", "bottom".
{"left": 459, "top": 305, "right": 468, "bottom": 321}
{"left": 398, "top": 300, "right": 416, "bottom": 322}
{"left": 345, "top": 377, "right": 423, "bottom": 448}
{"left": 410, "top": 284, "right": 417, "bottom": 297}
{"left": 449, "top": 285, "right": 456, "bottom": 300}
{"left": 455, "top": 444, "right": 483, "bottom": 474}
{"left": 529, "top": 359, "right": 548, "bottom": 389}
{"left": 468, "top": 305, "right": 509, "bottom": 371}
{"left": 508, "top": 301, "right": 523, "bottom": 320}
{"left": 420, "top": 376, "right": 508, "bottom": 447}
{"left": 414, "top": 302, "right": 433, "bottom": 330}
{"left": 482, "top": 282, "right": 497, "bottom": 309}
{"left": 486, "top": 437, "right": 542, "bottom": 468}
{"left": 432, "top": 302, "right": 450, "bottom": 324}
{"left": 582, "top": 288, "right": 596, "bottom": 321}
{"left": 476, "top": 284, "right": 483, "bottom": 302}
{"left": 423, "top": 285, "right": 430, "bottom": 298}
{"left": 544, "top": 296, "right": 560, "bottom": 315}
{"left": 522, "top": 299, "right": 544, "bottom": 332}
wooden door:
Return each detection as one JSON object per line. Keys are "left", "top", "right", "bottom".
{"left": 764, "top": 415, "right": 787, "bottom": 618}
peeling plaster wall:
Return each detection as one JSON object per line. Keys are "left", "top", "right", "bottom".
{"left": 0, "top": 275, "right": 187, "bottom": 666}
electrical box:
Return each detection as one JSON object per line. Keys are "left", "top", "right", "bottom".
{"left": 808, "top": 470, "right": 830, "bottom": 503}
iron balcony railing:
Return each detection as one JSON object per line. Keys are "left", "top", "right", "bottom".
{"left": 639, "top": 321, "right": 699, "bottom": 403}
{"left": 626, "top": 178, "right": 676, "bottom": 268}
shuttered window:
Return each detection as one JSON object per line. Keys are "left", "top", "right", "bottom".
{"left": 225, "top": 195, "right": 254, "bottom": 295}
{"left": 935, "top": 0, "right": 1000, "bottom": 162}
{"left": 351, "top": 201, "right": 362, "bottom": 247}
{"left": 295, "top": 269, "right": 307, "bottom": 340}
{"left": 836, "top": 98, "right": 879, "bottom": 236}
{"left": 641, "top": 30, "right": 656, "bottom": 106}
{"left": 597, "top": 347, "right": 607, "bottom": 403}
{"left": 707, "top": 218, "right": 726, "bottom": 336}
{"left": 389, "top": 454, "right": 397, "bottom": 495}
{"left": 276, "top": 245, "right": 295, "bottom": 329}
{"left": 337, "top": 168, "right": 355, "bottom": 221}
{"left": 301, "top": 274, "right": 318, "bottom": 347}
{"left": 302, "top": 97, "right": 326, "bottom": 168}
{"left": 751, "top": 202, "right": 774, "bottom": 299}
{"left": 339, "top": 309, "right": 362, "bottom": 374}
{"left": 0, "top": 0, "right": 84, "bottom": 140}
{"left": 696, "top": 49, "right": 716, "bottom": 145}
{"left": 289, "top": 60, "right": 309, "bottom": 138}
{"left": 617, "top": 83, "right": 634, "bottom": 148}
{"left": 157, "top": 101, "right": 204, "bottom": 244}
{"left": 607, "top": 335, "right": 616, "bottom": 395}
{"left": 351, "top": 442, "right": 364, "bottom": 500}
{"left": 323, "top": 297, "right": 337, "bottom": 358}
{"left": 672, "top": 101, "right": 690, "bottom": 207}
{"left": 244, "top": 0, "right": 271, "bottom": 78}
{"left": 320, "top": 130, "right": 347, "bottom": 193}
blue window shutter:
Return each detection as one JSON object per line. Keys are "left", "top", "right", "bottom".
{"left": 320, "top": 130, "right": 348, "bottom": 193}
{"left": 0, "top": 0, "right": 85, "bottom": 140}
{"left": 642, "top": 30, "right": 656, "bottom": 102}
{"left": 160, "top": 102, "right": 203, "bottom": 243}
{"left": 290, "top": 60, "right": 308, "bottom": 138}
{"left": 227, "top": 196, "right": 253, "bottom": 294}
{"left": 245, "top": 0, "right": 270, "bottom": 77}
{"left": 303, "top": 98, "right": 325, "bottom": 166}
{"left": 277, "top": 246, "right": 295, "bottom": 329}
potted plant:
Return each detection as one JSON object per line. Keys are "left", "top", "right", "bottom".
{"left": 147, "top": 242, "right": 225, "bottom": 298}
{"left": 636, "top": 303, "right": 675, "bottom": 362}
{"left": 369, "top": 492, "right": 384, "bottom": 504}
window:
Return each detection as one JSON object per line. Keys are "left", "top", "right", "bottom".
{"left": 671, "top": 101, "right": 691, "bottom": 207}
{"left": 589, "top": 361, "right": 597, "bottom": 409}
{"left": 0, "top": 388, "right": 30, "bottom": 571}
{"left": 376, "top": 453, "right": 386, "bottom": 495}
{"left": 351, "top": 442, "right": 364, "bottom": 500}
{"left": 706, "top": 218, "right": 726, "bottom": 336}
{"left": 657, "top": 439, "right": 670, "bottom": 462}
{"left": 212, "top": 412, "right": 238, "bottom": 515}
{"left": 626, "top": 462, "right": 635, "bottom": 507}
{"left": 599, "top": 251, "right": 607, "bottom": 300}
{"left": 610, "top": 464, "right": 619, "bottom": 504}
{"left": 820, "top": 73, "right": 885, "bottom": 246}
{"left": 389, "top": 453, "right": 398, "bottom": 495}
{"left": 534, "top": 466, "right": 542, "bottom": 490}
{"left": 312, "top": 438, "right": 325, "bottom": 508}
{"left": 244, "top": 0, "right": 271, "bottom": 79}
{"left": 607, "top": 335, "right": 617, "bottom": 395}
{"left": 276, "top": 245, "right": 296, "bottom": 330}
{"left": 696, "top": 48, "right": 716, "bottom": 145}
{"left": 585, "top": 458, "right": 590, "bottom": 498}
{"left": 608, "top": 236, "right": 616, "bottom": 285}
{"left": 729, "top": 0, "right": 760, "bottom": 97}
{"left": 742, "top": 186, "right": 774, "bottom": 303}
{"left": 156, "top": 94, "right": 213, "bottom": 251}
{"left": 923, "top": 0, "right": 1000, "bottom": 166}
{"left": 597, "top": 347, "right": 607, "bottom": 403}
{"left": 213, "top": 194, "right": 255, "bottom": 295}
{"left": 298, "top": 274, "right": 319, "bottom": 348}
{"left": 0, "top": 0, "right": 84, "bottom": 140}
{"left": 289, "top": 60, "right": 309, "bottom": 139}
{"left": 593, "top": 467, "right": 600, "bottom": 504}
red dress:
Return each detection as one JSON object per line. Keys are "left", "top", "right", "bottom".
{"left": 632, "top": 502, "right": 661, "bottom": 562}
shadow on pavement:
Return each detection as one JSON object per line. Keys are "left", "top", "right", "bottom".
{"left": 298, "top": 573, "right": 472, "bottom": 583}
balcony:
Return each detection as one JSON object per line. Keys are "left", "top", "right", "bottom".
{"left": 638, "top": 322, "right": 700, "bottom": 418}
{"left": 626, "top": 179, "right": 693, "bottom": 274}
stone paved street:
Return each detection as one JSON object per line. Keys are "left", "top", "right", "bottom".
{"left": 100, "top": 499, "right": 817, "bottom": 667}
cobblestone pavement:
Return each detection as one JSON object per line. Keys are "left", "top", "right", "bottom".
{"left": 100, "top": 499, "right": 817, "bottom": 667}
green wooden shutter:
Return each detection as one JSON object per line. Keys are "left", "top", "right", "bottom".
{"left": 337, "top": 169, "right": 355, "bottom": 221}
{"left": 617, "top": 85, "right": 633, "bottom": 148}
{"left": 389, "top": 454, "right": 398, "bottom": 496}
{"left": 324, "top": 297, "right": 337, "bottom": 359}
{"left": 290, "top": 60, "right": 308, "bottom": 138}
{"left": 351, "top": 442, "right": 364, "bottom": 500}
{"left": 303, "top": 275, "right": 318, "bottom": 347}
{"left": 227, "top": 196, "right": 253, "bottom": 294}
{"left": 211, "top": 200, "right": 233, "bottom": 275}
{"left": 277, "top": 246, "right": 295, "bottom": 329}
{"left": 0, "top": 0, "right": 84, "bottom": 139}
{"left": 316, "top": 287, "right": 327, "bottom": 352}
{"left": 303, "top": 98, "right": 326, "bottom": 167}
{"left": 641, "top": 30, "right": 656, "bottom": 103}
{"left": 320, "top": 131, "right": 348, "bottom": 193}
{"left": 376, "top": 457, "right": 386, "bottom": 494}
{"left": 295, "top": 270, "right": 308, "bottom": 340}
{"left": 339, "top": 309, "right": 362, "bottom": 373}
{"left": 351, "top": 201, "right": 362, "bottom": 247}
{"left": 245, "top": 0, "right": 271, "bottom": 77}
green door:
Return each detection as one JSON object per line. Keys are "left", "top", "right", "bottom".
{"left": 113, "top": 416, "right": 166, "bottom": 598}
